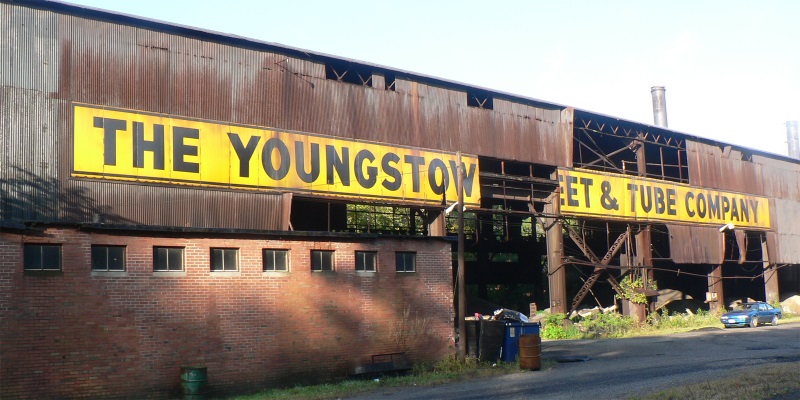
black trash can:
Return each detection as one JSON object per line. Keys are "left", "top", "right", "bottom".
{"left": 478, "top": 320, "right": 504, "bottom": 362}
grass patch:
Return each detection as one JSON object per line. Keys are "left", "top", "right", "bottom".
{"left": 227, "top": 356, "right": 529, "bottom": 400}
{"left": 630, "top": 361, "right": 800, "bottom": 400}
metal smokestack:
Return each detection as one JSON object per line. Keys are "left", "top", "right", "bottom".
{"left": 786, "top": 121, "right": 800, "bottom": 159}
{"left": 650, "top": 86, "right": 668, "bottom": 128}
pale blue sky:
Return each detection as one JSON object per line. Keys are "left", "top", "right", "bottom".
{"left": 65, "top": 0, "right": 800, "bottom": 156}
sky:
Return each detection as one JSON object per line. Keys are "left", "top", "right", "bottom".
{"left": 64, "top": 0, "right": 800, "bottom": 156}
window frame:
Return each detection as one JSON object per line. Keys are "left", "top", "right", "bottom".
{"left": 355, "top": 251, "right": 378, "bottom": 272}
{"left": 210, "top": 247, "right": 239, "bottom": 272}
{"left": 395, "top": 251, "right": 416, "bottom": 273}
{"left": 153, "top": 246, "right": 185, "bottom": 272}
{"left": 23, "top": 244, "right": 62, "bottom": 271}
{"left": 311, "top": 250, "right": 335, "bottom": 272}
{"left": 263, "top": 249, "right": 289, "bottom": 272}
{"left": 91, "top": 245, "right": 127, "bottom": 272}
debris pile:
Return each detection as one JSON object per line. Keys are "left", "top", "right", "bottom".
{"left": 781, "top": 295, "right": 800, "bottom": 314}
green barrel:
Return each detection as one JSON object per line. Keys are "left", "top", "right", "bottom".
{"left": 181, "top": 366, "right": 207, "bottom": 400}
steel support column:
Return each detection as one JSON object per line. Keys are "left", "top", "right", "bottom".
{"left": 762, "top": 236, "right": 780, "bottom": 303}
{"left": 543, "top": 188, "right": 566, "bottom": 314}
{"left": 634, "top": 227, "right": 653, "bottom": 320}
{"left": 708, "top": 265, "right": 724, "bottom": 313}
{"left": 427, "top": 211, "right": 446, "bottom": 237}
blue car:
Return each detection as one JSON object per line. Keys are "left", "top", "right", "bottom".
{"left": 720, "top": 302, "right": 782, "bottom": 328}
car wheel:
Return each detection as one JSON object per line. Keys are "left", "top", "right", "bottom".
{"left": 772, "top": 315, "right": 779, "bottom": 326}
{"left": 750, "top": 316, "right": 758, "bottom": 328}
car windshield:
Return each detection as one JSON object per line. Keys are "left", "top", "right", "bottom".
{"left": 733, "top": 303, "right": 758, "bottom": 311}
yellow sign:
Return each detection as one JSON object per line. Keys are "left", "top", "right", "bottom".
{"left": 72, "top": 104, "right": 480, "bottom": 205}
{"left": 558, "top": 169, "right": 770, "bottom": 229}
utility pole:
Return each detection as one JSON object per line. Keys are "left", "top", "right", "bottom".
{"left": 457, "top": 152, "right": 466, "bottom": 362}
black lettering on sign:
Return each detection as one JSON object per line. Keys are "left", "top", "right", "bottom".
{"left": 295, "top": 141, "right": 320, "bottom": 183}
{"left": 173, "top": 126, "right": 199, "bottom": 173}
{"left": 730, "top": 197, "right": 740, "bottom": 221}
{"left": 428, "top": 158, "right": 449, "bottom": 195}
{"left": 448, "top": 160, "right": 478, "bottom": 197}
{"left": 262, "top": 137, "right": 290, "bottom": 180}
{"left": 627, "top": 184, "right": 638, "bottom": 212}
{"left": 666, "top": 189, "right": 677, "bottom": 216}
{"left": 381, "top": 152, "right": 401, "bottom": 191}
{"left": 722, "top": 196, "right": 731, "bottom": 220}
{"left": 326, "top": 145, "right": 350, "bottom": 186}
{"left": 654, "top": 187, "right": 665, "bottom": 214}
{"left": 227, "top": 133, "right": 260, "bottom": 178}
{"left": 749, "top": 200, "right": 759, "bottom": 223}
{"left": 685, "top": 192, "right": 695, "bottom": 217}
{"left": 739, "top": 198, "right": 750, "bottom": 222}
{"left": 600, "top": 180, "right": 618, "bottom": 211}
{"left": 566, "top": 176, "right": 579, "bottom": 207}
{"left": 697, "top": 193, "right": 707, "bottom": 218}
{"left": 133, "top": 122, "right": 165, "bottom": 170}
{"left": 580, "top": 178, "right": 594, "bottom": 208}
{"left": 708, "top": 195, "right": 720, "bottom": 219}
{"left": 404, "top": 155, "right": 425, "bottom": 193}
{"left": 639, "top": 185, "right": 653, "bottom": 213}
{"left": 94, "top": 117, "right": 126, "bottom": 166}
{"left": 354, "top": 149, "right": 377, "bottom": 188}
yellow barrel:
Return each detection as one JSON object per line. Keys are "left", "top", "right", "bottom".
{"left": 519, "top": 334, "right": 541, "bottom": 370}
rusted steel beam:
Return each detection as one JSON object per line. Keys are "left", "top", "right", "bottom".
{"left": 581, "top": 143, "right": 636, "bottom": 168}
{"left": 542, "top": 187, "right": 567, "bottom": 314}
{"left": 567, "top": 227, "right": 628, "bottom": 312}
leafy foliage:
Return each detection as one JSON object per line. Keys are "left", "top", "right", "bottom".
{"left": 578, "top": 312, "right": 634, "bottom": 337}
{"left": 541, "top": 313, "right": 579, "bottom": 339}
{"left": 615, "top": 275, "right": 658, "bottom": 304}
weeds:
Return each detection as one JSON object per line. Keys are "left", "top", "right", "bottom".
{"left": 541, "top": 311, "right": 634, "bottom": 339}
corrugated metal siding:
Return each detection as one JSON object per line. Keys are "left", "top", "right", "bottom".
{"left": 667, "top": 224, "right": 723, "bottom": 264}
{"left": 0, "top": 4, "right": 59, "bottom": 93}
{"left": 0, "top": 5, "right": 61, "bottom": 220}
{"left": 61, "top": 180, "right": 288, "bottom": 230}
{"left": 686, "top": 141, "right": 765, "bottom": 196}
{"left": 1, "top": 2, "right": 563, "bottom": 231}
{"left": 0, "top": 86, "right": 59, "bottom": 222}
{"left": 751, "top": 154, "right": 800, "bottom": 202}
{"left": 769, "top": 198, "right": 800, "bottom": 263}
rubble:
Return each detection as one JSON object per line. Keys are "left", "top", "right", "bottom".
{"left": 781, "top": 295, "right": 800, "bottom": 314}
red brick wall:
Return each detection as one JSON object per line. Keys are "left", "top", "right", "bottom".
{"left": 0, "top": 228, "right": 454, "bottom": 399}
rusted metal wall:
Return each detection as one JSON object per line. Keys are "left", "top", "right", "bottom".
{"left": 686, "top": 140, "right": 800, "bottom": 263}
{"left": 769, "top": 198, "right": 800, "bottom": 263}
{"left": 1, "top": 1, "right": 567, "bottom": 230}
{"left": 685, "top": 141, "right": 765, "bottom": 196}
{"left": 666, "top": 224, "right": 723, "bottom": 264}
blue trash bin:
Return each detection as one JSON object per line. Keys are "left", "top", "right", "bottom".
{"left": 501, "top": 322, "right": 540, "bottom": 363}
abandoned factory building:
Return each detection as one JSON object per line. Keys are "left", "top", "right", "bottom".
{"left": 1, "top": 1, "right": 798, "bottom": 398}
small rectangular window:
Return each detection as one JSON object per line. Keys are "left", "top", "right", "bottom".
{"left": 92, "top": 245, "right": 126, "bottom": 271}
{"left": 211, "top": 248, "right": 238, "bottom": 271}
{"left": 355, "top": 251, "right": 377, "bottom": 272}
{"left": 311, "top": 250, "right": 334, "bottom": 272}
{"left": 24, "top": 244, "right": 62, "bottom": 271}
{"left": 395, "top": 252, "right": 416, "bottom": 273}
{"left": 263, "top": 249, "right": 289, "bottom": 272}
{"left": 154, "top": 247, "right": 184, "bottom": 272}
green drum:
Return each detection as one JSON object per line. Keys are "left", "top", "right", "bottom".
{"left": 181, "top": 366, "right": 207, "bottom": 400}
